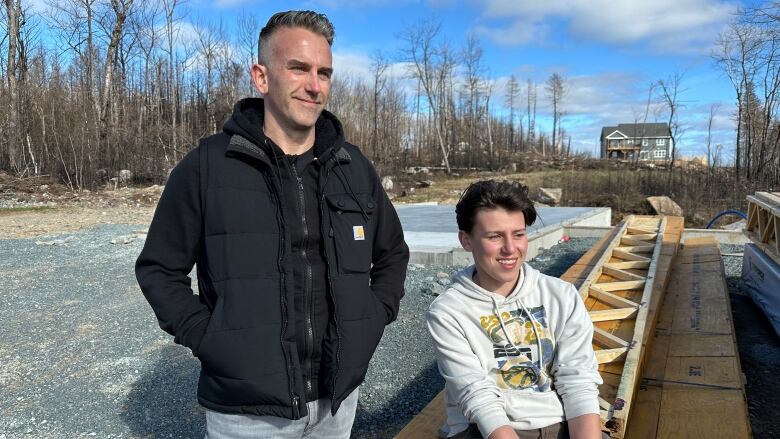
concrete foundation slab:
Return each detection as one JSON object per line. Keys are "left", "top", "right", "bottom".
{"left": 394, "top": 204, "right": 611, "bottom": 265}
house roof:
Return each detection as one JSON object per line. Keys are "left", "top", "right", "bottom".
{"left": 600, "top": 123, "right": 670, "bottom": 140}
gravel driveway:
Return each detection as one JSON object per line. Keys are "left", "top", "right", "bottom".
{"left": 0, "top": 226, "right": 776, "bottom": 438}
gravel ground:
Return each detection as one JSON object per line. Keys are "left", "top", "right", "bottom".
{"left": 0, "top": 230, "right": 777, "bottom": 438}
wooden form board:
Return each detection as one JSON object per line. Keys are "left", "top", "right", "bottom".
{"left": 746, "top": 191, "right": 780, "bottom": 266}
{"left": 625, "top": 236, "right": 751, "bottom": 439}
{"left": 396, "top": 216, "right": 683, "bottom": 439}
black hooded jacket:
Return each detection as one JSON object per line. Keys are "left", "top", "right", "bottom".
{"left": 135, "top": 98, "right": 409, "bottom": 418}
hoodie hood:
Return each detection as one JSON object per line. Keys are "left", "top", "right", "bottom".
{"left": 222, "top": 97, "right": 346, "bottom": 158}
{"left": 451, "top": 263, "right": 538, "bottom": 305}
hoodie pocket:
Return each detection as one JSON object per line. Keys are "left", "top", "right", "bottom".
{"left": 326, "top": 193, "right": 375, "bottom": 274}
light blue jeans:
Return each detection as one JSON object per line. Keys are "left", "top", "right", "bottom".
{"left": 204, "top": 389, "right": 359, "bottom": 439}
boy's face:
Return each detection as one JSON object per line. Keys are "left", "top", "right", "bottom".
{"left": 458, "top": 207, "right": 528, "bottom": 296}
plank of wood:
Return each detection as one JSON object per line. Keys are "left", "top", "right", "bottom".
{"left": 594, "top": 280, "right": 646, "bottom": 292}
{"left": 618, "top": 245, "right": 656, "bottom": 253}
{"left": 577, "top": 217, "right": 634, "bottom": 300}
{"left": 596, "top": 348, "right": 629, "bottom": 364}
{"left": 612, "top": 249, "right": 650, "bottom": 262}
{"left": 606, "top": 261, "right": 651, "bottom": 270}
{"left": 593, "top": 327, "right": 630, "bottom": 348}
{"left": 393, "top": 392, "right": 445, "bottom": 439}
{"left": 590, "top": 308, "right": 639, "bottom": 322}
{"left": 603, "top": 265, "right": 646, "bottom": 282}
{"left": 590, "top": 286, "right": 640, "bottom": 309}
{"left": 626, "top": 234, "right": 750, "bottom": 439}
{"left": 656, "top": 389, "right": 750, "bottom": 439}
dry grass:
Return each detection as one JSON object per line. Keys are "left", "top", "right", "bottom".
{"left": 393, "top": 167, "right": 759, "bottom": 228}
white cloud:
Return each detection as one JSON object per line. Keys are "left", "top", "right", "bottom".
{"left": 476, "top": 0, "right": 738, "bottom": 54}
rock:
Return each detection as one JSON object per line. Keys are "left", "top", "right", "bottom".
{"left": 416, "top": 180, "right": 434, "bottom": 188}
{"left": 506, "top": 163, "right": 517, "bottom": 173}
{"left": 118, "top": 169, "right": 133, "bottom": 186}
{"left": 436, "top": 271, "right": 452, "bottom": 286}
{"left": 722, "top": 219, "right": 746, "bottom": 231}
{"left": 646, "top": 196, "right": 683, "bottom": 217}
{"left": 381, "top": 176, "right": 394, "bottom": 192}
{"left": 421, "top": 282, "right": 447, "bottom": 296}
{"left": 537, "top": 187, "right": 562, "bottom": 206}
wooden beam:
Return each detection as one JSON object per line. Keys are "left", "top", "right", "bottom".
{"left": 593, "top": 327, "right": 630, "bottom": 349}
{"left": 590, "top": 307, "right": 638, "bottom": 322}
{"left": 620, "top": 237, "right": 654, "bottom": 247}
{"left": 595, "top": 348, "right": 629, "bottom": 364}
{"left": 618, "top": 245, "right": 655, "bottom": 253}
{"left": 627, "top": 226, "right": 657, "bottom": 234}
{"left": 626, "top": 233, "right": 657, "bottom": 241}
{"left": 590, "top": 286, "right": 640, "bottom": 309}
{"left": 603, "top": 265, "right": 646, "bottom": 282}
{"left": 577, "top": 216, "right": 634, "bottom": 301}
{"left": 593, "top": 280, "right": 646, "bottom": 292}
{"left": 606, "top": 260, "right": 650, "bottom": 270}
{"left": 612, "top": 249, "right": 650, "bottom": 262}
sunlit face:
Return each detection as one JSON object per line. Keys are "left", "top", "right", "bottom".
{"left": 251, "top": 27, "right": 333, "bottom": 135}
{"left": 458, "top": 207, "right": 528, "bottom": 297}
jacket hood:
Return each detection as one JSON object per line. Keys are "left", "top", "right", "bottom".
{"left": 222, "top": 97, "right": 346, "bottom": 158}
{"left": 451, "top": 263, "right": 539, "bottom": 305}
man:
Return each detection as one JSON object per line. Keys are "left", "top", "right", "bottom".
{"left": 426, "top": 180, "right": 604, "bottom": 439}
{"left": 136, "top": 10, "right": 409, "bottom": 438}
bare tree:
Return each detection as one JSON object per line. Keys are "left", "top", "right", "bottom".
{"left": 505, "top": 74, "right": 521, "bottom": 151}
{"left": 369, "top": 51, "right": 388, "bottom": 163}
{"left": 657, "top": 71, "right": 686, "bottom": 170}
{"left": 4, "top": 0, "right": 20, "bottom": 170}
{"left": 707, "top": 103, "right": 720, "bottom": 174}
{"left": 400, "top": 19, "right": 451, "bottom": 173}
{"left": 546, "top": 72, "right": 565, "bottom": 155}
{"left": 527, "top": 78, "right": 536, "bottom": 147}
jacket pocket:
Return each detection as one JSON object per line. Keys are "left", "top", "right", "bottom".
{"left": 326, "top": 193, "right": 375, "bottom": 274}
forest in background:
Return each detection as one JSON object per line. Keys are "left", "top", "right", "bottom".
{"left": 1, "top": 1, "right": 779, "bottom": 190}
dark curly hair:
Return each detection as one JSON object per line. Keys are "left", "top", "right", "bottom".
{"left": 455, "top": 180, "right": 537, "bottom": 233}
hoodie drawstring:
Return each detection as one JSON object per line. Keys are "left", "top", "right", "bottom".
{"left": 490, "top": 295, "right": 545, "bottom": 373}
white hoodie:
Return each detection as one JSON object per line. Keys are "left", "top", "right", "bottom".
{"left": 426, "top": 263, "right": 602, "bottom": 438}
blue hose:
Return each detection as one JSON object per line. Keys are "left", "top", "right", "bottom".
{"left": 706, "top": 209, "right": 747, "bottom": 229}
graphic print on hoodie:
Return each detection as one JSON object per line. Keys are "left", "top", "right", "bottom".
{"left": 481, "top": 307, "right": 554, "bottom": 392}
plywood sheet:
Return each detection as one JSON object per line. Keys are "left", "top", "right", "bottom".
{"left": 394, "top": 392, "right": 445, "bottom": 439}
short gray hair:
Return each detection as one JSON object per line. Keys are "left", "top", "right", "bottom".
{"left": 258, "top": 10, "right": 335, "bottom": 65}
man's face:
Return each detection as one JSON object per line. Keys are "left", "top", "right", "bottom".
{"left": 458, "top": 207, "right": 528, "bottom": 296}
{"left": 251, "top": 26, "right": 333, "bottom": 133}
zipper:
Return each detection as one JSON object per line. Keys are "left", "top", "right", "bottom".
{"left": 263, "top": 139, "right": 298, "bottom": 418}
{"left": 320, "top": 161, "right": 342, "bottom": 406}
{"left": 292, "top": 394, "right": 301, "bottom": 418}
{"left": 290, "top": 162, "right": 315, "bottom": 399}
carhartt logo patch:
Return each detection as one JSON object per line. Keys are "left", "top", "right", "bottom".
{"left": 353, "top": 226, "right": 365, "bottom": 241}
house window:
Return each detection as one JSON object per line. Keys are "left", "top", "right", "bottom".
{"left": 642, "top": 139, "right": 648, "bottom": 146}
{"left": 656, "top": 138, "right": 665, "bottom": 146}
{"left": 654, "top": 150, "right": 666, "bottom": 158}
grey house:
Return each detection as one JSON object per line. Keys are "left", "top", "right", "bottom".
{"left": 600, "top": 123, "right": 673, "bottom": 160}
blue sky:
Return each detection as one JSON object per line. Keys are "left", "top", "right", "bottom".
{"left": 184, "top": 0, "right": 745, "bottom": 158}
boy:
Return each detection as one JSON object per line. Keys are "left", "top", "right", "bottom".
{"left": 426, "top": 180, "right": 604, "bottom": 439}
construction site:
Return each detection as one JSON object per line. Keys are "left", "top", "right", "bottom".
{"left": 395, "top": 192, "right": 780, "bottom": 438}
{"left": 0, "top": 188, "right": 778, "bottom": 438}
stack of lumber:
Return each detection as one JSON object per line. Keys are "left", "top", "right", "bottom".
{"left": 626, "top": 236, "right": 751, "bottom": 438}
{"left": 746, "top": 191, "right": 780, "bottom": 266}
